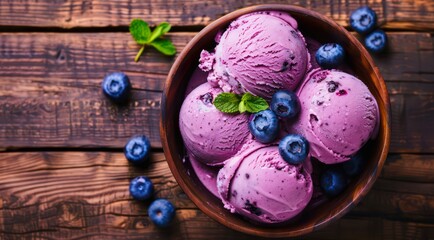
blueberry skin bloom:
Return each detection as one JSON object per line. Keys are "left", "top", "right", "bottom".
{"left": 124, "top": 135, "right": 151, "bottom": 166}
{"left": 102, "top": 72, "right": 131, "bottom": 102}
{"left": 270, "top": 90, "right": 300, "bottom": 119}
{"left": 148, "top": 199, "right": 176, "bottom": 228}
{"left": 320, "top": 169, "right": 347, "bottom": 197}
{"left": 279, "top": 134, "right": 309, "bottom": 164}
{"left": 248, "top": 109, "right": 279, "bottom": 143}
{"left": 350, "top": 6, "right": 377, "bottom": 34}
{"left": 365, "top": 30, "right": 387, "bottom": 53}
{"left": 315, "top": 43, "right": 345, "bottom": 69}
{"left": 129, "top": 176, "right": 154, "bottom": 201}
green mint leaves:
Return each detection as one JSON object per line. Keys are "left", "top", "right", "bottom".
{"left": 239, "top": 93, "right": 269, "bottom": 113}
{"left": 129, "top": 19, "right": 176, "bottom": 62}
{"left": 149, "top": 22, "right": 171, "bottom": 43}
{"left": 214, "top": 92, "right": 268, "bottom": 114}
{"left": 130, "top": 20, "right": 151, "bottom": 44}
{"left": 150, "top": 39, "right": 176, "bottom": 56}
{"left": 213, "top": 93, "right": 241, "bottom": 113}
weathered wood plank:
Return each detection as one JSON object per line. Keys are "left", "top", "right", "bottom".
{"left": 0, "top": 32, "right": 432, "bottom": 151}
{"left": 0, "top": 32, "right": 192, "bottom": 149}
{"left": 387, "top": 81, "right": 434, "bottom": 153}
{"left": 370, "top": 32, "right": 434, "bottom": 83}
{"left": 0, "top": 152, "right": 433, "bottom": 239}
{"left": 0, "top": 208, "right": 433, "bottom": 240}
{"left": 0, "top": 209, "right": 433, "bottom": 240}
{"left": 0, "top": 0, "right": 432, "bottom": 30}
{"left": 305, "top": 217, "right": 434, "bottom": 240}
{"left": 381, "top": 154, "right": 434, "bottom": 183}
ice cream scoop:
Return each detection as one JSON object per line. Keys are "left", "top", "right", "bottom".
{"left": 217, "top": 140, "right": 313, "bottom": 224}
{"left": 179, "top": 82, "right": 250, "bottom": 166}
{"left": 291, "top": 69, "right": 379, "bottom": 164}
{"left": 199, "top": 11, "right": 309, "bottom": 99}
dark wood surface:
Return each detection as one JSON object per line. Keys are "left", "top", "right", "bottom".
{"left": 0, "top": 0, "right": 433, "bottom": 239}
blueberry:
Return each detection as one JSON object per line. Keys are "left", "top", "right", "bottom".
{"left": 279, "top": 134, "right": 309, "bottom": 164}
{"left": 350, "top": 6, "right": 377, "bottom": 34}
{"left": 364, "top": 30, "right": 387, "bottom": 53}
{"left": 342, "top": 153, "right": 364, "bottom": 177}
{"left": 148, "top": 199, "right": 176, "bottom": 228}
{"left": 102, "top": 72, "right": 131, "bottom": 102}
{"left": 270, "top": 90, "right": 300, "bottom": 118}
{"left": 315, "top": 43, "right": 345, "bottom": 69}
{"left": 248, "top": 109, "right": 279, "bottom": 143}
{"left": 129, "top": 176, "right": 154, "bottom": 201}
{"left": 124, "top": 135, "right": 151, "bottom": 165}
{"left": 320, "top": 169, "right": 347, "bottom": 197}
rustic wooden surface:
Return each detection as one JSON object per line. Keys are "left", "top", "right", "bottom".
{"left": 0, "top": 0, "right": 432, "bottom": 30}
{"left": 0, "top": 0, "right": 433, "bottom": 239}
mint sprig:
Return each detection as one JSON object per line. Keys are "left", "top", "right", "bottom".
{"left": 214, "top": 92, "right": 269, "bottom": 114}
{"left": 129, "top": 19, "right": 176, "bottom": 62}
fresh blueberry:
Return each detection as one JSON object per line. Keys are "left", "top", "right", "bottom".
{"left": 129, "top": 176, "right": 154, "bottom": 201}
{"left": 364, "top": 29, "right": 387, "bottom": 53}
{"left": 248, "top": 109, "right": 279, "bottom": 143}
{"left": 124, "top": 135, "right": 151, "bottom": 165}
{"left": 102, "top": 72, "right": 131, "bottom": 102}
{"left": 279, "top": 134, "right": 309, "bottom": 164}
{"left": 270, "top": 90, "right": 300, "bottom": 118}
{"left": 315, "top": 43, "right": 345, "bottom": 69}
{"left": 350, "top": 6, "right": 377, "bottom": 34}
{"left": 148, "top": 199, "right": 176, "bottom": 228}
{"left": 342, "top": 153, "right": 364, "bottom": 177}
{"left": 320, "top": 169, "right": 347, "bottom": 197}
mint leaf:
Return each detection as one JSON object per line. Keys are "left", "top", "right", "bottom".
{"left": 150, "top": 38, "right": 176, "bottom": 56}
{"left": 130, "top": 19, "right": 151, "bottom": 44}
{"left": 214, "top": 93, "right": 241, "bottom": 113}
{"left": 238, "top": 100, "right": 247, "bottom": 113}
{"left": 214, "top": 92, "right": 268, "bottom": 114}
{"left": 149, "top": 22, "right": 171, "bottom": 43}
{"left": 130, "top": 19, "right": 176, "bottom": 62}
{"left": 241, "top": 93, "right": 269, "bottom": 113}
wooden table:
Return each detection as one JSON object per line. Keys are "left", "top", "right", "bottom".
{"left": 0, "top": 1, "right": 433, "bottom": 239}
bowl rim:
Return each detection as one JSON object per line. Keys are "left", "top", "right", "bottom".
{"left": 161, "top": 4, "right": 391, "bottom": 237}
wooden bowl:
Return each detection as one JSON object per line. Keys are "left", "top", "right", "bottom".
{"left": 161, "top": 4, "right": 390, "bottom": 238}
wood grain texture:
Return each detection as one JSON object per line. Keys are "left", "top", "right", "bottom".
{"left": 0, "top": 32, "right": 432, "bottom": 151}
{"left": 0, "top": 152, "right": 433, "bottom": 239}
{"left": 0, "top": 32, "right": 192, "bottom": 149}
{"left": 381, "top": 154, "right": 434, "bottom": 182}
{"left": 0, "top": 0, "right": 432, "bottom": 30}
{"left": 0, "top": 0, "right": 431, "bottom": 239}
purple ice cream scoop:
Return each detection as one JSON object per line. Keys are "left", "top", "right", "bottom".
{"left": 291, "top": 69, "right": 380, "bottom": 164}
{"left": 179, "top": 82, "right": 250, "bottom": 166}
{"left": 199, "top": 11, "right": 310, "bottom": 99}
{"left": 217, "top": 140, "right": 313, "bottom": 224}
